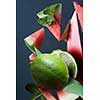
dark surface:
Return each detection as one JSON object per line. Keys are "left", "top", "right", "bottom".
{"left": 16, "top": 0, "right": 83, "bottom": 100}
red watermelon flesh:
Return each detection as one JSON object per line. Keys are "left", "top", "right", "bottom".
{"left": 48, "top": 20, "right": 60, "bottom": 41}
{"left": 24, "top": 28, "right": 45, "bottom": 49}
{"left": 39, "top": 87, "right": 56, "bottom": 100}
{"left": 56, "top": 89, "right": 79, "bottom": 100}
{"left": 67, "top": 11, "right": 82, "bottom": 60}
{"left": 29, "top": 53, "right": 37, "bottom": 61}
{"left": 61, "top": 12, "right": 83, "bottom": 82}
{"left": 36, "top": 3, "right": 62, "bottom": 41}
{"left": 56, "top": 89, "right": 69, "bottom": 100}
{"left": 31, "top": 28, "right": 45, "bottom": 48}
{"left": 73, "top": 1, "right": 83, "bottom": 29}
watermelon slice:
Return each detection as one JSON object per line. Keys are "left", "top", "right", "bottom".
{"left": 62, "top": 11, "right": 83, "bottom": 82}
{"left": 37, "top": 3, "right": 62, "bottom": 25}
{"left": 37, "top": 3, "right": 61, "bottom": 41}
{"left": 24, "top": 28, "right": 45, "bottom": 49}
{"left": 67, "top": 11, "right": 82, "bottom": 60}
{"left": 61, "top": 11, "right": 83, "bottom": 82}
{"left": 47, "top": 3, "right": 62, "bottom": 41}
{"left": 61, "top": 12, "right": 82, "bottom": 60}
{"left": 39, "top": 87, "right": 57, "bottom": 100}
{"left": 73, "top": 1, "right": 83, "bottom": 29}
{"left": 48, "top": 20, "right": 60, "bottom": 41}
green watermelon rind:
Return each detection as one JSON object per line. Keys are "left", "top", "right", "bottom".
{"left": 37, "top": 3, "right": 62, "bottom": 27}
{"left": 37, "top": 3, "right": 62, "bottom": 18}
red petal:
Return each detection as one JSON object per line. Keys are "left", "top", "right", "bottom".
{"left": 73, "top": 1, "right": 83, "bottom": 29}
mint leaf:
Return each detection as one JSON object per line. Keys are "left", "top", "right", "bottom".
{"left": 64, "top": 79, "right": 83, "bottom": 98}
{"left": 37, "top": 16, "right": 54, "bottom": 27}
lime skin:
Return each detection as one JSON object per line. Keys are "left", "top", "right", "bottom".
{"left": 30, "top": 54, "right": 70, "bottom": 89}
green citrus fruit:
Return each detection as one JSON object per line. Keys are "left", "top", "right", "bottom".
{"left": 51, "top": 50, "right": 78, "bottom": 78}
{"left": 30, "top": 54, "right": 69, "bottom": 89}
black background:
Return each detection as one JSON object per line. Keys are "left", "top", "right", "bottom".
{"left": 16, "top": 0, "right": 82, "bottom": 100}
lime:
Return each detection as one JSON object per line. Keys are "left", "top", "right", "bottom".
{"left": 51, "top": 50, "right": 78, "bottom": 78}
{"left": 30, "top": 54, "right": 69, "bottom": 89}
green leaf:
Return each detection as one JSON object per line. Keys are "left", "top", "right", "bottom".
{"left": 64, "top": 79, "right": 83, "bottom": 98}
{"left": 37, "top": 16, "right": 55, "bottom": 27}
